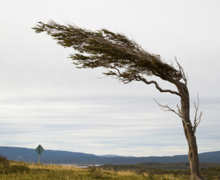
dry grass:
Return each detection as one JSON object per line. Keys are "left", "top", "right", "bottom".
{"left": 0, "top": 160, "right": 191, "bottom": 180}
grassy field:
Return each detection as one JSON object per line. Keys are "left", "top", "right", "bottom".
{"left": 101, "top": 163, "right": 220, "bottom": 180}
{"left": 0, "top": 156, "right": 220, "bottom": 180}
{"left": 101, "top": 162, "right": 220, "bottom": 170}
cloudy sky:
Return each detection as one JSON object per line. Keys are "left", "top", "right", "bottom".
{"left": 0, "top": 0, "right": 220, "bottom": 157}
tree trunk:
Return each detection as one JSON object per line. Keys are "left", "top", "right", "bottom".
{"left": 177, "top": 83, "right": 205, "bottom": 180}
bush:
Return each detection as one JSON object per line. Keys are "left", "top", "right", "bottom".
{"left": 88, "top": 164, "right": 103, "bottom": 178}
{"left": 0, "top": 155, "right": 30, "bottom": 174}
{"left": 0, "top": 165, "right": 30, "bottom": 174}
{"left": 0, "top": 155, "right": 10, "bottom": 168}
{"left": 9, "top": 165, "right": 30, "bottom": 173}
{"left": 137, "top": 168, "right": 147, "bottom": 175}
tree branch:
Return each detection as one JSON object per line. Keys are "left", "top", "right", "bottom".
{"left": 174, "top": 57, "right": 187, "bottom": 85}
{"left": 153, "top": 99, "right": 182, "bottom": 118}
{"left": 193, "top": 94, "right": 203, "bottom": 133}
{"left": 154, "top": 99, "right": 195, "bottom": 129}
{"left": 135, "top": 75, "right": 183, "bottom": 98}
{"left": 154, "top": 97, "right": 203, "bottom": 135}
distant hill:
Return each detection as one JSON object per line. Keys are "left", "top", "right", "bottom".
{"left": 0, "top": 146, "right": 219, "bottom": 164}
{"left": 99, "top": 155, "right": 124, "bottom": 158}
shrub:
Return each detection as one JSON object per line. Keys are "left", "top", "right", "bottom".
{"left": 0, "top": 155, "right": 30, "bottom": 174}
{"left": 0, "top": 165, "right": 30, "bottom": 174}
{"left": 8, "top": 165, "right": 30, "bottom": 173}
{"left": 88, "top": 164, "right": 103, "bottom": 178}
{"left": 0, "top": 155, "right": 10, "bottom": 168}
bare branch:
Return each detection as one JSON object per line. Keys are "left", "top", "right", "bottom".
{"left": 177, "top": 104, "right": 182, "bottom": 115}
{"left": 154, "top": 99, "right": 195, "bottom": 129}
{"left": 136, "top": 75, "right": 183, "bottom": 98}
{"left": 193, "top": 94, "right": 203, "bottom": 133}
{"left": 174, "top": 57, "right": 187, "bottom": 85}
{"left": 104, "top": 66, "right": 184, "bottom": 98}
{"left": 154, "top": 99, "right": 182, "bottom": 118}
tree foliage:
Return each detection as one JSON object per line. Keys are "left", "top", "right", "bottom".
{"left": 33, "top": 21, "right": 182, "bottom": 86}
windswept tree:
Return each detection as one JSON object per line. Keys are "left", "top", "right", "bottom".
{"left": 33, "top": 21, "right": 204, "bottom": 180}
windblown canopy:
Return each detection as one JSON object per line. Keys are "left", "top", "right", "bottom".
{"left": 33, "top": 21, "right": 182, "bottom": 84}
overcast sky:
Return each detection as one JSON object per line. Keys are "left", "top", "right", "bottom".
{"left": 0, "top": 0, "right": 220, "bottom": 157}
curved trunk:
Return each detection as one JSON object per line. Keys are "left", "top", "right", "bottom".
{"left": 177, "top": 83, "right": 205, "bottom": 180}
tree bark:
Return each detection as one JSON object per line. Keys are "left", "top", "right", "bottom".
{"left": 177, "top": 82, "right": 205, "bottom": 180}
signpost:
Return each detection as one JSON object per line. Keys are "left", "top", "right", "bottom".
{"left": 35, "top": 144, "right": 44, "bottom": 164}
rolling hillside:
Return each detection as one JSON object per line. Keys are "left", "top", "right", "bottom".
{"left": 0, "top": 146, "right": 219, "bottom": 164}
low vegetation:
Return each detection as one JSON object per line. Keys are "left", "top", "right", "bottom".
{"left": 101, "top": 163, "right": 220, "bottom": 180}
{"left": 101, "top": 162, "right": 220, "bottom": 170}
{"left": 0, "top": 155, "right": 220, "bottom": 180}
